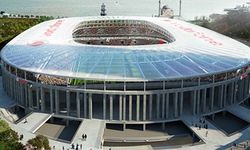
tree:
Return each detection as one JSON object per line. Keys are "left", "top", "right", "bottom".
{"left": 0, "top": 119, "right": 24, "bottom": 150}
{"left": 0, "top": 128, "right": 19, "bottom": 142}
{"left": 208, "top": 11, "right": 250, "bottom": 39}
{"left": 28, "top": 135, "right": 51, "bottom": 150}
{"left": 0, "top": 119, "right": 10, "bottom": 132}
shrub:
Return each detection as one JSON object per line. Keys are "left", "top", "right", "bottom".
{"left": 28, "top": 135, "right": 51, "bottom": 150}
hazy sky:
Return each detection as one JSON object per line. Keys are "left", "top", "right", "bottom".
{"left": 0, "top": 0, "right": 249, "bottom": 19}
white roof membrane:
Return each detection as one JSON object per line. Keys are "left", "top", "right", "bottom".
{"left": 1, "top": 16, "right": 250, "bottom": 81}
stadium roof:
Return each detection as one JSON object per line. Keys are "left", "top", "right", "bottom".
{"left": 1, "top": 16, "right": 250, "bottom": 81}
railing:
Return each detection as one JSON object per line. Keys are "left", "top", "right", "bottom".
{"left": 14, "top": 110, "right": 33, "bottom": 124}
{"left": 104, "top": 133, "right": 189, "bottom": 143}
{"left": 31, "top": 113, "right": 54, "bottom": 133}
{"left": 96, "top": 121, "right": 106, "bottom": 148}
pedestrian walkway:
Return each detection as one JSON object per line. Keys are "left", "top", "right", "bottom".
{"left": 179, "top": 112, "right": 250, "bottom": 150}
{"left": 72, "top": 119, "right": 105, "bottom": 149}
{"left": 103, "top": 145, "right": 153, "bottom": 150}
{"left": 16, "top": 112, "right": 53, "bottom": 133}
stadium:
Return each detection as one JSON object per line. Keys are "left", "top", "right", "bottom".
{"left": 1, "top": 16, "right": 250, "bottom": 147}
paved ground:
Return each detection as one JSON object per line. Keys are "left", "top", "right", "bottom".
{"left": 178, "top": 105, "right": 250, "bottom": 150}
{"left": 17, "top": 112, "right": 52, "bottom": 133}
{"left": 38, "top": 118, "right": 81, "bottom": 141}
{"left": 72, "top": 119, "right": 105, "bottom": 149}
{"left": 36, "top": 123, "right": 66, "bottom": 139}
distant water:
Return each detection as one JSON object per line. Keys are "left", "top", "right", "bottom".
{"left": 0, "top": 0, "right": 249, "bottom": 20}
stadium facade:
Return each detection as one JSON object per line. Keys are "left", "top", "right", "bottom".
{"left": 1, "top": 16, "right": 250, "bottom": 129}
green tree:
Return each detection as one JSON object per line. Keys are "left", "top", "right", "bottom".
{"left": 0, "top": 128, "right": 19, "bottom": 142}
{"left": 28, "top": 135, "right": 51, "bottom": 150}
{"left": 0, "top": 119, "right": 10, "bottom": 132}
{"left": 0, "top": 119, "right": 24, "bottom": 150}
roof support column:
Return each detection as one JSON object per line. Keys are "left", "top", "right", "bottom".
{"left": 84, "top": 92, "right": 87, "bottom": 118}
{"left": 123, "top": 95, "right": 126, "bottom": 120}
{"left": 11, "top": 78, "right": 13, "bottom": 99}
{"left": 50, "top": 87, "right": 53, "bottom": 113}
{"left": 5, "top": 74, "right": 7, "bottom": 94}
{"left": 20, "top": 84, "right": 22, "bottom": 104}
{"left": 149, "top": 94, "right": 153, "bottom": 120}
{"left": 9, "top": 77, "right": 12, "bottom": 97}
{"left": 18, "top": 85, "right": 21, "bottom": 101}
{"left": 202, "top": 88, "right": 207, "bottom": 113}
{"left": 84, "top": 81, "right": 87, "bottom": 118}
{"left": 110, "top": 95, "right": 113, "bottom": 120}
{"left": 240, "top": 79, "right": 243, "bottom": 100}
{"left": 143, "top": 94, "right": 146, "bottom": 121}
{"left": 103, "top": 82, "right": 106, "bottom": 120}
{"left": 36, "top": 87, "right": 40, "bottom": 110}
{"left": 162, "top": 93, "right": 165, "bottom": 119}
{"left": 55, "top": 89, "right": 59, "bottom": 114}
{"left": 129, "top": 95, "right": 132, "bottom": 121}
{"left": 240, "top": 80, "right": 243, "bottom": 101}
{"left": 6, "top": 76, "right": 8, "bottom": 95}
{"left": 219, "top": 85, "right": 224, "bottom": 108}
{"left": 180, "top": 91, "right": 183, "bottom": 116}
{"left": 11, "top": 79, "right": 14, "bottom": 100}
{"left": 10, "top": 78, "right": 13, "bottom": 98}
{"left": 103, "top": 94, "right": 106, "bottom": 120}
{"left": 40, "top": 87, "right": 45, "bottom": 112}
{"left": 234, "top": 81, "right": 237, "bottom": 103}
{"left": 25, "top": 85, "right": 28, "bottom": 107}
{"left": 66, "top": 91, "right": 70, "bottom": 116}
{"left": 245, "top": 77, "right": 249, "bottom": 97}
{"left": 165, "top": 93, "right": 169, "bottom": 119}
{"left": 230, "top": 82, "right": 234, "bottom": 105}
{"left": 224, "top": 84, "right": 227, "bottom": 107}
{"left": 76, "top": 92, "right": 80, "bottom": 118}
{"left": 247, "top": 77, "right": 250, "bottom": 95}
{"left": 211, "top": 87, "right": 214, "bottom": 112}
{"left": 17, "top": 82, "right": 19, "bottom": 103}
{"left": 174, "top": 92, "right": 178, "bottom": 118}
{"left": 143, "top": 82, "right": 146, "bottom": 121}
{"left": 192, "top": 90, "right": 197, "bottom": 115}
{"left": 12, "top": 78, "right": 14, "bottom": 99}
{"left": 88, "top": 93, "right": 92, "bottom": 119}
{"left": 156, "top": 94, "right": 160, "bottom": 119}
{"left": 136, "top": 95, "right": 140, "bottom": 121}
{"left": 18, "top": 83, "right": 21, "bottom": 103}
{"left": 119, "top": 95, "right": 122, "bottom": 121}
{"left": 20, "top": 84, "right": 24, "bottom": 105}
{"left": 5, "top": 75, "right": 8, "bottom": 95}
{"left": 14, "top": 81, "right": 17, "bottom": 101}
{"left": 28, "top": 86, "right": 33, "bottom": 108}
{"left": 197, "top": 90, "right": 200, "bottom": 114}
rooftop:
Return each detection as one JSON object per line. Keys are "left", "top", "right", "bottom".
{"left": 1, "top": 16, "right": 250, "bottom": 81}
